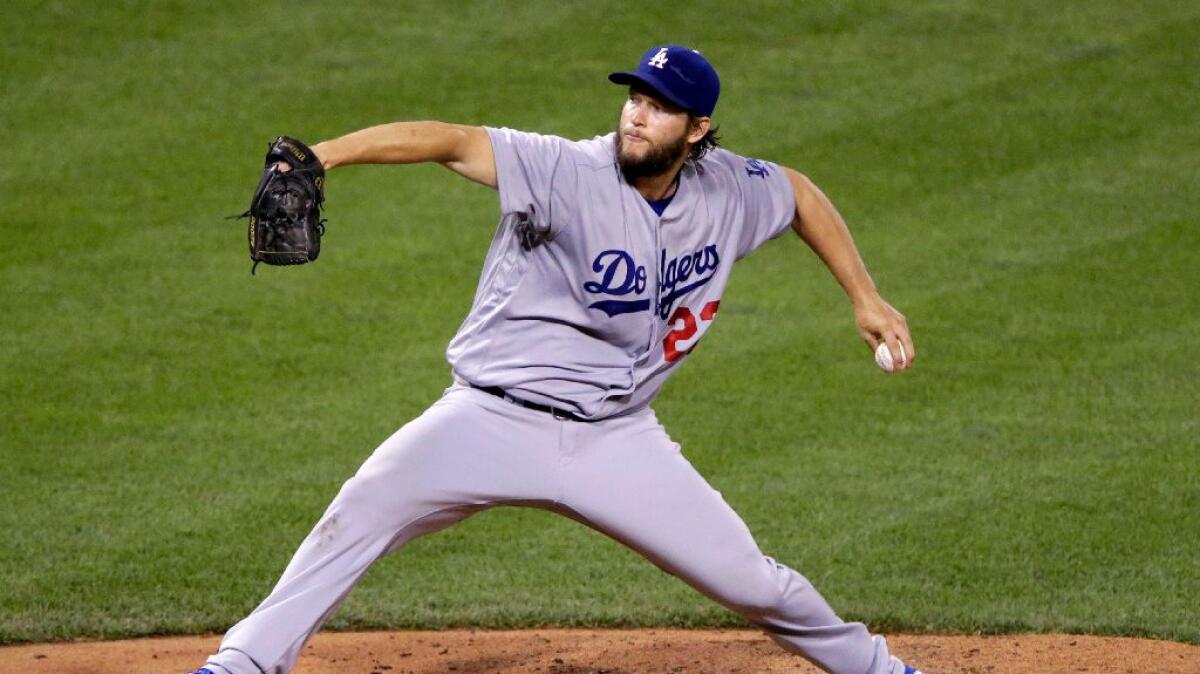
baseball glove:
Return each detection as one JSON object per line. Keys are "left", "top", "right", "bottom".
{"left": 238, "top": 136, "right": 326, "bottom": 274}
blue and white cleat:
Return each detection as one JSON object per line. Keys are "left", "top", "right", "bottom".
{"left": 188, "top": 669, "right": 216, "bottom": 674}
{"left": 887, "top": 655, "right": 927, "bottom": 674}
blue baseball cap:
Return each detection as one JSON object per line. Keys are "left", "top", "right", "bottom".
{"left": 608, "top": 45, "right": 720, "bottom": 117}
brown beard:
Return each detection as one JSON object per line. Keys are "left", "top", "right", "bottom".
{"left": 615, "top": 127, "right": 689, "bottom": 183}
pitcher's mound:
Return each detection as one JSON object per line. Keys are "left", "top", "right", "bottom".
{"left": 2, "top": 629, "right": 1197, "bottom": 674}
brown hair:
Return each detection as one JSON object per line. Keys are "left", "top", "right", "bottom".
{"left": 688, "top": 116, "right": 721, "bottom": 162}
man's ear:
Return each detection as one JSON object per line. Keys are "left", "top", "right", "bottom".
{"left": 688, "top": 116, "right": 711, "bottom": 144}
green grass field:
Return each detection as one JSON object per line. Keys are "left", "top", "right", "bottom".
{"left": 2, "top": 0, "right": 1198, "bottom": 646}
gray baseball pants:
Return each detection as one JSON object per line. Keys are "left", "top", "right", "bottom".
{"left": 205, "top": 383, "right": 911, "bottom": 674}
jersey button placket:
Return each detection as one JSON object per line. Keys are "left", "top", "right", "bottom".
{"left": 647, "top": 209, "right": 664, "bottom": 354}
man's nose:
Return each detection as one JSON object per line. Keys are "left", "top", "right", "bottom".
{"left": 629, "top": 103, "right": 647, "bottom": 126}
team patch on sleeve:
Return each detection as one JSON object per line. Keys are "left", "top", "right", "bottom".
{"left": 745, "top": 158, "right": 771, "bottom": 178}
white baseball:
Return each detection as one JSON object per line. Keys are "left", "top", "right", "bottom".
{"left": 874, "top": 342, "right": 906, "bottom": 373}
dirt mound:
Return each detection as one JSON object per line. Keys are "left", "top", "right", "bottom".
{"left": 2, "top": 629, "right": 1196, "bottom": 674}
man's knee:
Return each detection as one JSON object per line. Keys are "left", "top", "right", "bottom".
{"left": 721, "top": 557, "right": 833, "bottom": 627}
{"left": 718, "top": 556, "right": 789, "bottom": 616}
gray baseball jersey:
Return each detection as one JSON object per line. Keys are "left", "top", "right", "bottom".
{"left": 447, "top": 128, "right": 795, "bottom": 419}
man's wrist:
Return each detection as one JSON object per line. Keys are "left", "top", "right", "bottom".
{"left": 312, "top": 141, "right": 336, "bottom": 170}
{"left": 849, "top": 285, "right": 880, "bottom": 309}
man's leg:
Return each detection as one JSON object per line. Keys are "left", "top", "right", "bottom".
{"left": 558, "top": 410, "right": 913, "bottom": 674}
{"left": 206, "top": 385, "right": 562, "bottom": 674}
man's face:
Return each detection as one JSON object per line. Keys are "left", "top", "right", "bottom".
{"left": 615, "top": 86, "right": 692, "bottom": 181}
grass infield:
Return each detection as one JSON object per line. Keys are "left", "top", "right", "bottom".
{"left": 1, "top": 1, "right": 1197, "bottom": 645}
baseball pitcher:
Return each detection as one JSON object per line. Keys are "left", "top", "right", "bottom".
{"left": 197, "top": 45, "right": 923, "bottom": 674}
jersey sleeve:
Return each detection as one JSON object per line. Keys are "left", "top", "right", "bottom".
{"left": 733, "top": 156, "right": 796, "bottom": 259}
{"left": 485, "top": 127, "right": 570, "bottom": 218}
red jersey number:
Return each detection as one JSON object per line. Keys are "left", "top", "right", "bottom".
{"left": 663, "top": 300, "right": 721, "bottom": 362}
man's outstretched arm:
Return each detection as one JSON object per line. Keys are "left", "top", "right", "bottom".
{"left": 784, "top": 167, "right": 916, "bottom": 371}
{"left": 308, "top": 122, "right": 497, "bottom": 188}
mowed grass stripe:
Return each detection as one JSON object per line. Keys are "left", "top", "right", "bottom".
{"left": 1, "top": 1, "right": 1198, "bottom": 644}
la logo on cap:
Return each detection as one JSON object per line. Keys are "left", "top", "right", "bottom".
{"left": 647, "top": 47, "right": 669, "bottom": 69}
